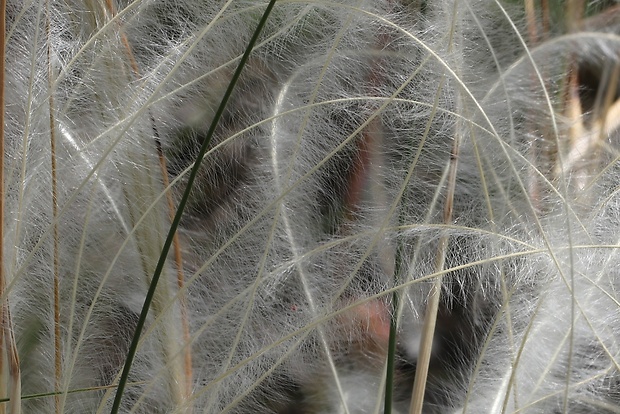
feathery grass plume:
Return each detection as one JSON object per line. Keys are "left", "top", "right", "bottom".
{"left": 3, "top": 0, "right": 620, "bottom": 413}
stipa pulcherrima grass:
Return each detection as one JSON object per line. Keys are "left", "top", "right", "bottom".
{"left": 2, "top": 0, "right": 620, "bottom": 413}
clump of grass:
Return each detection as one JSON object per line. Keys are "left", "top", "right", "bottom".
{"left": 2, "top": 1, "right": 620, "bottom": 413}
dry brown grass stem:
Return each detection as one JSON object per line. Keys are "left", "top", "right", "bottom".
{"left": 541, "top": 0, "right": 550, "bottom": 39}
{"left": 409, "top": 4, "right": 460, "bottom": 412}
{"left": 102, "top": 1, "right": 194, "bottom": 405}
{"left": 409, "top": 129, "right": 460, "bottom": 414}
{"left": 524, "top": 1, "right": 543, "bottom": 211}
{"left": 0, "top": 1, "right": 21, "bottom": 412}
{"left": 524, "top": 0, "right": 539, "bottom": 45}
{"left": 155, "top": 143, "right": 194, "bottom": 400}
{"left": 566, "top": 0, "right": 585, "bottom": 31}
{"left": 45, "top": 2, "right": 61, "bottom": 412}
{"left": 100, "top": 0, "right": 193, "bottom": 404}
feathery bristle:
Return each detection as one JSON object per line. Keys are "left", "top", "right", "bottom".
{"left": 3, "top": 1, "right": 620, "bottom": 413}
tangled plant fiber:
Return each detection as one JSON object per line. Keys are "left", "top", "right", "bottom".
{"left": 2, "top": 0, "right": 620, "bottom": 413}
